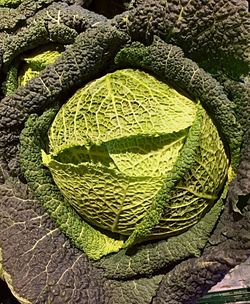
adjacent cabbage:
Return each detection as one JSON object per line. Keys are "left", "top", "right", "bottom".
{"left": 3, "top": 46, "right": 62, "bottom": 95}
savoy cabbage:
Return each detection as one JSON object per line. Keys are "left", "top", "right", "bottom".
{"left": 0, "top": 0, "right": 249, "bottom": 303}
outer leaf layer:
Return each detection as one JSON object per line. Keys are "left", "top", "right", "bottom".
{"left": 112, "top": 0, "right": 250, "bottom": 77}
{"left": 2, "top": 3, "right": 106, "bottom": 70}
{"left": 224, "top": 79, "right": 250, "bottom": 133}
{"left": 0, "top": 0, "right": 93, "bottom": 32}
{"left": 0, "top": 167, "right": 105, "bottom": 303}
{"left": 104, "top": 275, "right": 163, "bottom": 304}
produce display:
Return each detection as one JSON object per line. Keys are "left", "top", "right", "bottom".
{"left": 0, "top": 1, "right": 249, "bottom": 303}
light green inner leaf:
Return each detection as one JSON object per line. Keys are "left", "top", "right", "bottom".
{"left": 49, "top": 69, "right": 197, "bottom": 154}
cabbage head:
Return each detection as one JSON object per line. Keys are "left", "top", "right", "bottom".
{"left": 42, "top": 69, "right": 229, "bottom": 249}
{"left": 1, "top": 1, "right": 249, "bottom": 303}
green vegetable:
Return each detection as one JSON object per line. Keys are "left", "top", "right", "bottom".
{"left": 0, "top": 1, "right": 249, "bottom": 303}
{"left": 42, "top": 69, "right": 228, "bottom": 250}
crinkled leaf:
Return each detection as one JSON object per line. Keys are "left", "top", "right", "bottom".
{"left": 48, "top": 69, "right": 196, "bottom": 154}
{"left": 44, "top": 70, "right": 228, "bottom": 248}
{"left": 113, "top": 0, "right": 250, "bottom": 78}
{"left": 2, "top": 3, "right": 106, "bottom": 69}
{"left": 0, "top": 170, "right": 105, "bottom": 303}
{"left": 105, "top": 275, "right": 163, "bottom": 304}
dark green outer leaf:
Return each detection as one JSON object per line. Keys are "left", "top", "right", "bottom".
{"left": 152, "top": 246, "right": 250, "bottom": 304}
{"left": 0, "top": 165, "right": 106, "bottom": 304}
{"left": 112, "top": 0, "right": 250, "bottom": 77}
{"left": 0, "top": 0, "right": 92, "bottom": 32}
{"left": 221, "top": 79, "right": 250, "bottom": 212}
{"left": 104, "top": 275, "right": 163, "bottom": 304}
{"left": 228, "top": 128, "right": 250, "bottom": 212}
{"left": 223, "top": 79, "right": 250, "bottom": 133}
{"left": 2, "top": 3, "right": 107, "bottom": 70}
